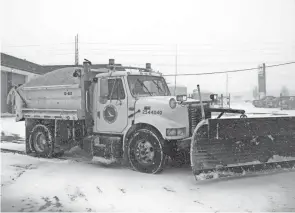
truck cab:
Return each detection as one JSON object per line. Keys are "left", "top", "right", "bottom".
{"left": 86, "top": 61, "right": 207, "bottom": 173}
{"left": 93, "top": 66, "right": 190, "bottom": 139}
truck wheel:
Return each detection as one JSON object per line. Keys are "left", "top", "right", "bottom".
{"left": 29, "top": 124, "right": 54, "bottom": 158}
{"left": 127, "top": 127, "right": 166, "bottom": 174}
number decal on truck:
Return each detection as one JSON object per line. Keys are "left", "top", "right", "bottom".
{"left": 64, "top": 91, "right": 73, "bottom": 96}
{"left": 142, "top": 110, "right": 162, "bottom": 115}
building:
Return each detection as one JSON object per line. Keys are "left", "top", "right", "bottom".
{"left": 1, "top": 53, "right": 43, "bottom": 113}
{"left": 1, "top": 53, "right": 122, "bottom": 113}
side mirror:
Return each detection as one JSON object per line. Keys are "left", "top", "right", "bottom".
{"left": 176, "top": 95, "right": 187, "bottom": 102}
{"left": 210, "top": 94, "right": 215, "bottom": 101}
{"left": 99, "top": 78, "right": 109, "bottom": 103}
{"left": 93, "top": 77, "right": 98, "bottom": 83}
{"left": 73, "top": 69, "right": 81, "bottom": 78}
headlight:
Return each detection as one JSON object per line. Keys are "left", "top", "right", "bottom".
{"left": 169, "top": 98, "right": 177, "bottom": 109}
{"left": 177, "top": 128, "right": 185, "bottom": 136}
{"left": 166, "top": 128, "right": 177, "bottom": 136}
{"left": 166, "top": 128, "right": 186, "bottom": 136}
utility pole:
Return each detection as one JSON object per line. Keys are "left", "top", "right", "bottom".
{"left": 75, "top": 34, "right": 79, "bottom": 65}
{"left": 258, "top": 63, "right": 266, "bottom": 99}
{"left": 226, "top": 72, "right": 229, "bottom": 96}
{"left": 174, "top": 44, "right": 178, "bottom": 96}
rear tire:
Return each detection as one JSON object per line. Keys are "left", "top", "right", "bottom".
{"left": 29, "top": 124, "right": 54, "bottom": 158}
{"left": 127, "top": 127, "right": 166, "bottom": 174}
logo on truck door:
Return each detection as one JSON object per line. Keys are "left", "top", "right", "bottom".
{"left": 103, "top": 105, "right": 118, "bottom": 123}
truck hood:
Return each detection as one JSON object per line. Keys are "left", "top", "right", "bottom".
{"left": 135, "top": 96, "right": 175, "bottom": 104}
{"left": 134, "top": 96, "right": 210, "bottom": 110}
{"left": 135, "top": 96, "right": 211, "bottom": 104}
{"left": 133, "top": 96, "right": 189, "bottom": 131}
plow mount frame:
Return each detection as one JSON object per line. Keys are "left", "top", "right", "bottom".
{"left": 207, "top": 107, "right": 246, "bottom": 119}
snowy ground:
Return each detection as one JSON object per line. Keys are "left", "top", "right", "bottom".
{"left": 1, "top": 103, "right": 295, "bottom": 212}
{"left": 1, "top": 152, "right": 295, "bottom": 212}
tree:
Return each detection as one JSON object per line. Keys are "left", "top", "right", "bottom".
{"left": 281, "top": 86, "right": 289, "bottom": 96}
{"left": 253, "top": 86, "right": 259, "bottom": 99}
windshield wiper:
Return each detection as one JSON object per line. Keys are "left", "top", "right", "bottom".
{"left": 136, "top": 79, "right": 152, "bottom": 96}
{"left": 109, "top": 78, "right": 117, "bottom": 102}
{"left": 152, "top": 80, "right": 163, "bottom": 93}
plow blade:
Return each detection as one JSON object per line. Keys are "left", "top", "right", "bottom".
{"left": 191, "top": 116, "right": 295, "bottom": 180}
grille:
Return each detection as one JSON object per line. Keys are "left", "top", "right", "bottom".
{"left": 188, "top": 104, "right": 211, "bottom": 137}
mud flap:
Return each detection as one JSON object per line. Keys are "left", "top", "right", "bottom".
{"left": 191, "top": 116, "right": 295, "bottom": 180}
{"left": 67, "top": 135, "right": 94, "bottom": 160}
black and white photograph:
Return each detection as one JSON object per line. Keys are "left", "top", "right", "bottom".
{"left": 1, "top": 0, "right": 295, "bottom": 212}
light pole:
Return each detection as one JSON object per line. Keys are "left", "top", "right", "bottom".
{"left": 174, "top": 44, "right": 178, "bottom": 96}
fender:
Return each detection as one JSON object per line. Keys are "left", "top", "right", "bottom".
{"left": 122, "top": 115, "right": 188, "bottom": 155}
{"left": 122, "top": 115, "right": 188, "bottom": 145}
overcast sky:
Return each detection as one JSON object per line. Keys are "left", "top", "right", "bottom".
{"left": 1, "top": 0, "right": 295, "bottom": 95}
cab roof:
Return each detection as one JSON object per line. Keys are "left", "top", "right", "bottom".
{"left": 95, "top": 68, "right": 163, "bottom": 78}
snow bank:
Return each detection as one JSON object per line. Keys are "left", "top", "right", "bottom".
{"left": 0, "top": 117, "right": 25, "bottom": 138}
{"left": 230, "top": 102, "right": 295, "bottom": 117}
{"left": 0, "top": 142, "right": 25, "bottom": 152}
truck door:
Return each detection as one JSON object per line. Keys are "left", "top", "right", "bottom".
{"left": 95, "top": 77, "right": 128, "bottom": 133}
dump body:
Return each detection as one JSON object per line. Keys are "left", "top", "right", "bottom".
{"left": 15, "top": 67, "right": 102, "bottom": 120}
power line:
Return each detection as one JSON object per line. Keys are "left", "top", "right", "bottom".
{"left": 162, "top": 61, "right": 295, "bottom": 77}
{"left": 265, "top": 61, "right": 295, "bottom": 68}
{"left": 80, "top": 41, "right": 295, "bottom": 47}
{"left": 79, "top": 42, "right": 177, "bottom": 47}
{"left": 2, "top": 42, "right": 74, "bottom": 48}
{"left": 3, "top": 41, "right": 294, "bottom": 49}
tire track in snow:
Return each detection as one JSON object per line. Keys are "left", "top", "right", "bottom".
{"left": 1, "top": 164, "right": 37, "bottom": 187}
{"left": 65, "top": 185, "right": 88, "bottom": 202}
{"left": 18, "top": 196, "right": 64, "bottom": 212}
{"left": 163, "top": 186, "right": 175, "bottom": 192}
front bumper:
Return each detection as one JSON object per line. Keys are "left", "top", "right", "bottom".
{"left": 177, "top": 137, "right": 192, "bottom": 150}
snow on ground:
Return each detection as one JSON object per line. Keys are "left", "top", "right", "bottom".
{"left": 1, "top": 117, "right": 26, "bottom": 152}
{"left": 0, "top": 117, "right": 25, "bottom": 138}
{"left": 1, "top": 152, "right": 295, "bottom": 212}
{"left": 1, "top": 106, "right": 295, "bottom": 212}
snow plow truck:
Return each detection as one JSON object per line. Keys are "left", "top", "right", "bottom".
{"left": 8, "top": 59, "right": 295, "bottom": 180}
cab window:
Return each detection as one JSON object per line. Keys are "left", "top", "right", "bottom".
{"left": 108, "top": 78, "right": 125, "bottom": 100}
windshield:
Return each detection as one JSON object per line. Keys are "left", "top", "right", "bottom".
{"left": 127, "top": 75, "right": 170, "bottom": 97}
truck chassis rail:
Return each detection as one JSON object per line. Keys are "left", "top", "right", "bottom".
{"left": 22, "top": 108, "right": 82, "bottom": 120}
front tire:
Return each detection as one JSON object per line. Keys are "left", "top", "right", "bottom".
{"left": 29, "top": 124, "right": 54, "bottom": 158}
{"left": 127, "top": 127, "right": 166, "bottom": 174}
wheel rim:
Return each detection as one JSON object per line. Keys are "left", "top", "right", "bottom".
{"left": 135, "top": 140, "right": 155, "bottom": 166}
{"left": 34, "top": 132, "right": 47, "bottom": 153}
